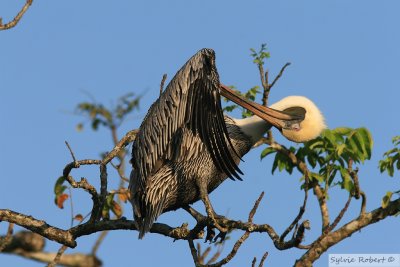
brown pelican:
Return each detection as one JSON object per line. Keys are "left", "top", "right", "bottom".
{"left": 129, "top": 48, "right": 326, "bottom": 238}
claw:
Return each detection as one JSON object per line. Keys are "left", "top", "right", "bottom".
{"left": 205, "top": 226, "right": 216, "bottom": 243}
{"left": 213, "top": 231, "right": 227, "bottom": 243}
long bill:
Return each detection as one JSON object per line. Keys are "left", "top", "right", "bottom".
{"left": 219, "top": 84, "right": 302, "bottom": 130}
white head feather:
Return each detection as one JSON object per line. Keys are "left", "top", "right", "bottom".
{"left": 270, "top": 96, "right": 326, "bottom": 143}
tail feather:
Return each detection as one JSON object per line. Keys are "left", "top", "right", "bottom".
{"left": 135, "top": 196, "right": 166, "bottom": 239}
{"left": 130, "top": 165, "right": 176, "bottom": 239}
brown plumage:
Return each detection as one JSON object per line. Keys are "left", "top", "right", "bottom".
{"left": 129, "top": 48, "right": 325, "bottom": 238}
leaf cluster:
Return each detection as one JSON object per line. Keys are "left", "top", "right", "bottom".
{"left": 76, "top": 93, "right": 141, "bottom": 131}
{"left": 379, "top": 136, "right": 400, "bottom": 177}
{"left": 261, "top": 127, "right": 373, "bottom": 194}
{"left": 250, "top": 43, "right": 270, "bottom": 66}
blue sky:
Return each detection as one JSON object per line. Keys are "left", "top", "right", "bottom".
{"left": 1, "top": 1, "right": 399, "bottom": 266}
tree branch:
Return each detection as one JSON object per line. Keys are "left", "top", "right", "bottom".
{"left": 295, "top": 197, "right": 400, "bottom": 266}
{"left": 11, "top": 250, "right": 101, "bottom": 267}
{"left": 0, "top": 0, "right": 33, "bottom": 31}
{"left": 0, "top": 223, "right": 14, "bottom": 252}
{"left": 269, "top": 62, "right": 291, "bottom": 91}
{"left": 0, "top": 210, "right": 76, "bottom": 247}
{"left": 47, "top": 245, "right": 68, "bottom": 267}
{"left": 102, "top": 129, "right": 138, "bottom": 165}
{"left": 0, "top": 231, "right": 44, "bottom": 253}
{"left": 0, "top": 231, "right": 99, "bottom": 267}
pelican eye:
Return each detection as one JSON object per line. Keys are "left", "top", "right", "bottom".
{"left": 283, "top": 121, "right": 302, "bottom": 131}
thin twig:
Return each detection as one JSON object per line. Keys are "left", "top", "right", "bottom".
{"left": 206, "top": 244, "right": 224, "bottom": 264}
{"left": 248, "top": 192, "right": 265, "bottom": 222}
{"left": 47, "top": 245, "right": 68, "bottom": 267}
{"left": 65, "top": 141, "right": 77, "bottom": 162}
{"left": 68, "top": 187, "right": 74, "bottom": 228}
{"left": 110, "top": 162, "right": 130, "bottom": 182}
{"left": 313, "top": 184, "right": 330, "bottom": 232}
{"left": 0, "top": 0, "right": 33, "bottom": 31}
{"left": 197, "top": 243, "right": 211, "bottom": 264}
{"left": 98, "top": 164, "right": 108, "bottom": 221}
{"left": 280, "top": 188, "right": 308, "bottom": 241}
{"left": 102, "top": 129, "right": 138, "bottom": 164}
{"left": 188, "top": 231, "right": 251, "bottom": 267}
{"left": 91, "top": 231, "right": 108, "bottom": 255}
{"left": 359, "top": 191, "right": 367, "bottom": 215}
{"left": 207, "top": 231, "right": 250, "bottom": 267}
{"left": 252, "top": 257, "right": 257, "bottom": 267}
{"left": 0, "top": 223, "right": 14, "bottom": 252}
{"left": 259, "top": 62, "right": 291, "bottom": 106}
{"left": 348, "top": 159, "right": 361, "bottom": 199}
{"left": 324, "top": 194, "right": 352, "bottom": 234}
{"left": 259, "top": 252, "right": 269, "bottom": 267}
{"left": 269, "top": 62, "right": 291, "bottom": 90}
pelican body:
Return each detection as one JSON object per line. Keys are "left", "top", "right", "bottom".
{"left": 129, "top": 49, "right": 325, "bottom": 238}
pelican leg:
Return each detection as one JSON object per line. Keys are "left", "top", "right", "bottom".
{"left": 183, "top": 205, "right": 225, "bottom": 243}
{"left": 183, "top": 205, "right": 203, "bottom": 222}
{"left": 197, "top": 183, "right": 228, "bottom": 233}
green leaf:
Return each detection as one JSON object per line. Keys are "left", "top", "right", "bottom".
{"left": 339, "top": 167, "right": 354, "bottom": 193}
{"left": 310, "top": 172, "right": 324, "bottom": 183}
{"left": 260, "top": 147, "right": 277, "bottom": 159}
{"left": 54, "top": 176, "right": 68, "bottom": 208}
{"left": 357, "top": 127, "right": 373, "bottom": 159}
{"left": 54, "top": 176, "right": 66, "bottom": 195}
{"left": 223, "top": 105, "right": 238, "bottom": 113}
{"left": 392, "top": 136, "right": 400, "bottom": 146}
{"left": 381, "top": 191, "right": 393, "bottom": 208}
{"left": 333, "top": 127, "right": 353, "bottom": 136}
{"left": 335, "top": 144, "right": 346, "bottom": 157}
{"left": 379, "top": 135, "right": 400, "bottom": 177}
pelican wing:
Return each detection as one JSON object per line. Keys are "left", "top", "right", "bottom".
{"left": 132, "top": 48, "right": 243, "bottom": 190}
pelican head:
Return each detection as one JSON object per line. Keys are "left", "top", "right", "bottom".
{"left": 270, "top": 96, "right": 326, "bottom": 143}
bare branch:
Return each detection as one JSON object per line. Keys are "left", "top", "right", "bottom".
{"left": 269, "top": 62, "right": 291, "bottom": 90}
{"left": 0, "top": 210, "right": 76, "bottom": 248}
{"left": 348, "top": 159, "right": 361, "bottom": 199}
{"left": 207, "top": 231, "right": 250, "bottom": 267}
{"left": 324, "top": 194, "right": 352, "bottom": 234}
{"left": 258, "top": 252, "right": 269, "bottom": 267}
{"left": 248, "top": 192, "right": 264, "bottom": 223}
{"left": 47, "top": 245, "right": 67, "bottom": 267}
{"left": 102, "top": 129, "right": 138, "bottom": 164}
{"left": 252, "top": 257, "right": 257, "bottom": 267}
{"left": 188, "top": 231, "right": 251, "bottom": 267}
{"left": 359, "top": 191, "right": 367, "bottom": 215}
{"left": 259, "top": 62, "right": 291, "bottom": 106}
{"left": 251, "top": 252, "right": 269, "bottom": 267}
{"left": 280, "top": 188, "right": 308, "bottom": 241}
{"left": 0, "top": 231, "right": 44, "bottom": 253}
{"left": 65, "top": 141, "right": 77, "bottom": 162}
{"left": 0, "top": 223, "right": 14, "bottom": 252}
{"left": 0, "top": 0, "right": 33, "bottom": 31}
{"left": 295, "top": 197, "right": 400, "bottom": 266}
{"left": 98, "top": 164, "right": 108, "bottom": 221}
{"left": 10, "top": 250, "right": 101, "bottom": 267}
{"left": 91, "top": 231, "right": 108, "bottom": 255}
{"left": 313, "top": 184, "right": 330, "bottom": 232}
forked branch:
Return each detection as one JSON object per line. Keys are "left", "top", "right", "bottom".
{"left": 0, "top": 0, "right": 33, "bottom": 31}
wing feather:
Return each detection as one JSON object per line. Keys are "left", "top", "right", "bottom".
{"left": 132, "top": 48, "right": 243, "bottom": 190}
